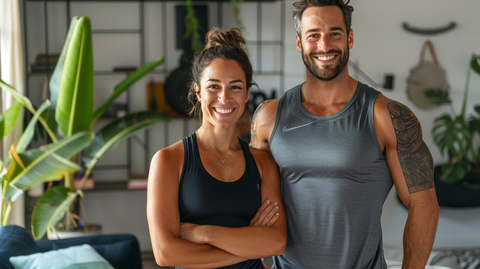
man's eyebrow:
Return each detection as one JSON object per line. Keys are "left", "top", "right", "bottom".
{"left": 304, "top": 26, "right": 345, "bottom": 35}
{"left": 330, "top": 26, "right": 345, "bottom": 32}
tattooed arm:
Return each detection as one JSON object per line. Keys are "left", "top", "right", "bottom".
{"left": 250, "top": 99, "right": 279, "bottom": 151}
{"left": 374, "top": 95, "right": 439, "bottom": 269}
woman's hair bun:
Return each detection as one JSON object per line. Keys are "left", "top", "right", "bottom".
{"left": 203, "top": 27, "right": 246, "bottom": 51}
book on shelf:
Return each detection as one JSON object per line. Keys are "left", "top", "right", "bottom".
{"left": 28, "top": 63, "right": 56, "bottom": 73}
{"left": 74, "top": 177, "right": 95, "bottom": 190}
{"left": 127, "top": 176, "right": 148, "bottom": 190}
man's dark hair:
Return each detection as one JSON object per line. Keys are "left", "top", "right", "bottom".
{"left": 292, "top": 0, "right": 354, "bottom": 39}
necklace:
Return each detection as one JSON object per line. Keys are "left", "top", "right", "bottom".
{"left": 196, "top": 131, "right": 234, "bottom": 164}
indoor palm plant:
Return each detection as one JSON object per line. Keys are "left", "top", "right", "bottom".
{"left": 29, "top": 16, "right": 171, "bottom": 239}
{"left": 425, "top": 54, "right": 480, "bottom": 206}
{"left": 427, "top": 54, "right": 480, "bottom": 185}
{"left": 0, "top": 79, "right": 93, "bottom": 227}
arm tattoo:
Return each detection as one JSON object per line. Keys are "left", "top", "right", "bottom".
{"left": 387, "top": 102, "right": 434, "bottom": 194}
{"left": 250, "top": 100, "right": 270, "bottom": 147}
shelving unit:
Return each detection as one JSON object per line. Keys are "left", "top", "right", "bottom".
{"left": 22, "top": 0, "right": 286, "bottom": 191}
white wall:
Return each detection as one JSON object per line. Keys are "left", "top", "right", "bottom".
{"left": 23, "top": 0, "right": 480, "bottom": 252}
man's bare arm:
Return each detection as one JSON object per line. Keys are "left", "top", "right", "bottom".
{"left": 387, "top": 101, "right": 435, "bottom": 193}
{"left": 250, "top": 99, "right": 278, "bottom": 151}
{"left": 375, "top": 97, "right": 439, "bottom": 269}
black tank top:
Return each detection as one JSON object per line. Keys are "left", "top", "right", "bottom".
{"left": 178, "top": 133, "right": 263, "bottom": 269}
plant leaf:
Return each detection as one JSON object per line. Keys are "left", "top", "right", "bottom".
{"left": 0, "top": 79, "right": 35, "bottom": 114}
{"left": 55, "top": 16, "right": 94, "bottom": 137}
{"left": 0, "top": 101, "right": 22, "bottom": 141}
{"left": 31, "top": 185, "right": 79, "bottom": 239}
{"left": 3, "top": 131, "right": 93, "bottom": 201}
{"left": 49, "top": 17, "right": 79, "bottom": 110}
{"left": 440, "top": 161, "right": 471, "bottom": 184}
{"left": 423, "top": 88, "right": 451, "bottom": 105}
{"left": 471, "top": 54, "right": 480, "bottom": 75}
{"left": 4, "top": 152, "right": 80, "bottom": 202}
{"left": 91, "top": 57, "right": 165, "bottom": 125}
{"left": 16, "top": 101, "right": 50, "bottom": 153}
{"left": 83, "top": 111, "right": 170, "bottom": 170}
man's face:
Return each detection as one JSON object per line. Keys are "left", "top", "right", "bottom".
{"left": 296, "top": 6, "right": 353, "bottom": 82}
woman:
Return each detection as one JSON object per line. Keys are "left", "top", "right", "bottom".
{"left": 146, "top": 27, "right": 287, "bottom": 268}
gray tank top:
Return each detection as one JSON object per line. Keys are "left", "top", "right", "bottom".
{"left": 270, "top": 82, "right": 392, "bottom": 268}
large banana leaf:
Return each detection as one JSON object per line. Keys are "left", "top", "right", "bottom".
{"left": 91, "top": 57, "right": 165, "bottom": 125}
{"left": 0, "top": 79, "right": 56, "bottom": 142}
{"left": 50, "top": 17, "right": 78, "bottom": 110}
{"left": 55, "top": 16, "right": 94, "bottom": 137}
{"left": 31, "top": 185, "right": 79, "bottom": 239}
{"left": 4, "top": 151, "right": 79, "bottom": 202}
{"left": 83, "top": 111, "right": 170, "bottom": 174}
{"left": 0, "top": 78, "right": 35, "bottom": 113}
{"left": 3, "top": 131, "right": 93, "bottom": 201}
{"left": 0, "top": 101, "right": 21, "bottom": 140}
{"left": 16, "top": 101, "right": 50, "bottom": 153}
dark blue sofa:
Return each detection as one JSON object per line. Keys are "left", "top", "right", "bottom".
{"left": 0, "top": 225, "right": 143, "bottom": 269}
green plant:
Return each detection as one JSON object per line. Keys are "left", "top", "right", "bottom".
{"left": 29, "top": 16, "right": 171, "bottom": 239}
{"left": 426, "top": 54, "right": 480, "bottom": 185}
{"left": 0, "top": 79, "right": 94, "bottom": 226}
{"left": 183, "top": 0, "right": 246, "bottom": 53}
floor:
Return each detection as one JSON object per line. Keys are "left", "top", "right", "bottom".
{"left": 141, "top": 253, "right": 273, "bottom": 268}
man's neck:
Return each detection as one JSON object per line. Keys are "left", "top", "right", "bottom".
{"left": 301, "top": 71, "right": 358, "bottom": 117}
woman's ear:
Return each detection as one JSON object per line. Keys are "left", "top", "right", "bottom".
{"left": 245, "top": 86, "right": 251, "bottom": 103}
{"left": 194, "top": 83, "right": 201, "bottom": 101}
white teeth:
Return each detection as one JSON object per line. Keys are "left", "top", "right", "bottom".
{"left": 215, "top": 108, "right": 234, "bottom": 114}
{"left": 316, "top": 55, "right": 335, "bottom": 60}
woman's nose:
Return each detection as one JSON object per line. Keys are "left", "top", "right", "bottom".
{"left": 218, "top": 89, "right": 231, "bottom": 103}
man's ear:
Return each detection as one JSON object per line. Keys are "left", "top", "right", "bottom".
{"left": 296, "top": 34, "right": 302, "bottom": 53}
{"left": 194, "top": 83, "right": 201, "bottom": 101}
{"left": 348, "top": 29, "right": 354, "bottom": 49}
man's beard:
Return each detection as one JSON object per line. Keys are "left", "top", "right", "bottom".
{"left": 301, "top": 42, "right": 349, "bottom": 82}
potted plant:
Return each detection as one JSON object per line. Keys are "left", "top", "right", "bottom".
{"left": 28, "top": 16, "right": 171, "bottom": 239}
{"left": 425, "top": 54, "right": 480, "bottom": 207}
{"left": 0, "top": 79, "right": 93, "bottom": 227}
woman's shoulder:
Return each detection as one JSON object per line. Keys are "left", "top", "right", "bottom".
{"left": 152, "top": 140, "right": 185, "bottom": 166}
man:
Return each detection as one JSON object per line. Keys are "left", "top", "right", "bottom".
{"left": 250, "top": 0, "right": 439, "bottom": 268}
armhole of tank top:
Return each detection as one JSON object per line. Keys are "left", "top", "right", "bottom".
{"left": 179, "top": 138, "right": 189, "bottom": 184}
{"left": 268, "top": 96, "right": 284, "bottom": 148}
{"left": 368, "top": 92, "right": 384, "bottom": 157}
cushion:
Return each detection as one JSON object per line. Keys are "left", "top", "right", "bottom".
{"left": 9, "top": 244, "right": 114, "bottom": 269}
{"left": 0, "top": 225, "right": 39, "bottom": 269}
{"left": 50, "top": 235, "right": 142, "bottom": 269}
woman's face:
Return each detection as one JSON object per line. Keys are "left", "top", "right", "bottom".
{"left": 195, "top": 59, "right": 250, "bottom": 129}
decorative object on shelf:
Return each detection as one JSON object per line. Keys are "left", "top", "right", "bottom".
{"left": 164, "top": 50, "right": 196, "bottom": 117}
{"left": 407, "top": 40, "right": 449, "bottom": 109}
{"left": 28, "top": 53, "right": 60, "bottom": 73}
{"left": 402, "top": 21, "right": 456, "bottom": 35}
{"left": 146, "top": 80, "right": 183, "bottom": 117}
{"left": 28, "top": 16, "right": 171, "bottom": 240}
{"left": 247, "top": 88, "right": 276, "bottom": 113}
{"left": 425, "top": 54, "right": 480, "bottom": 207}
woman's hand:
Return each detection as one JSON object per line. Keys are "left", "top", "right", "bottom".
{"left": 179, "top": 223, "right": 205, "bottom": 244}
{"left": 250, "top": 200, "right": 280, "bottom": 227}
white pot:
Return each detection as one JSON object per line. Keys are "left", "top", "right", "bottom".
{"left": 48, "top": 224, "right": 102, "bottom": 240}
